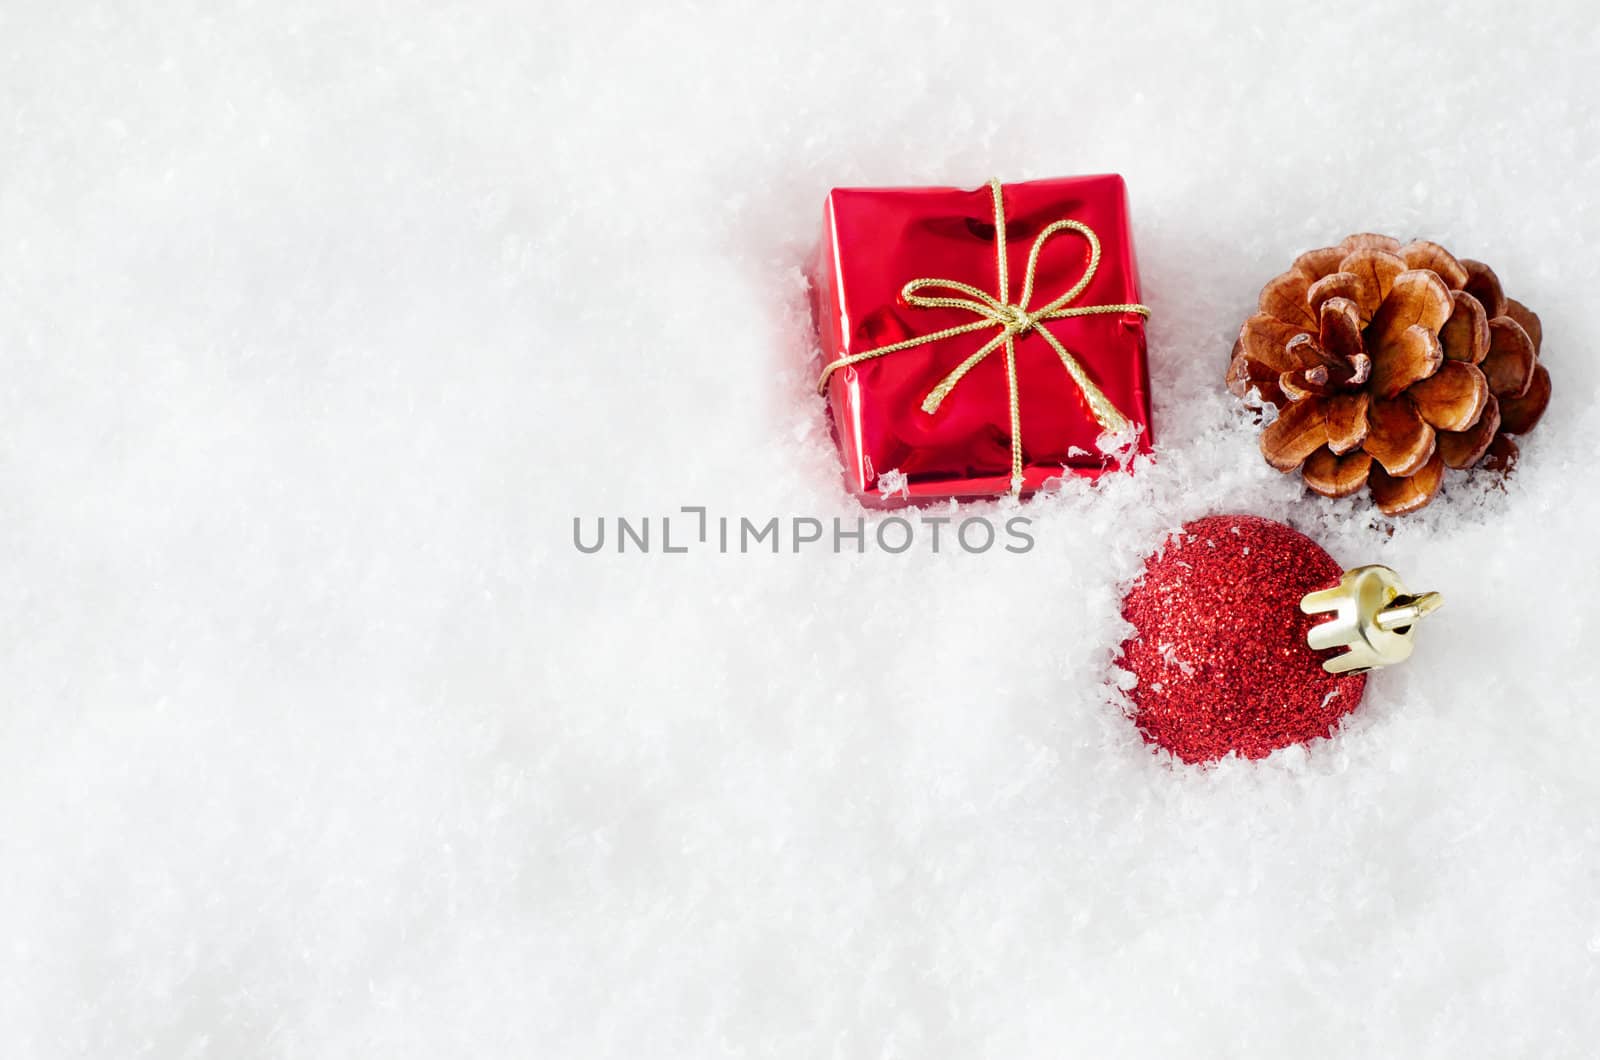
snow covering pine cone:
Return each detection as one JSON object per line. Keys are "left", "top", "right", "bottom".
{"left": 1228, "top": 233, "right": 1551, "bottom": 515}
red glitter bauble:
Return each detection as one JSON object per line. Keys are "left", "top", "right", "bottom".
{"left": 1118, "top": 514, "right": 1367, "bottom": 763}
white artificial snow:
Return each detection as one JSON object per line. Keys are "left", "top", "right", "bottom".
{"left": 876, "top": 467, "right": 910, "bottom": 498}
{"left": 2, "top": 1, "right": 1599, "bottom": 1057}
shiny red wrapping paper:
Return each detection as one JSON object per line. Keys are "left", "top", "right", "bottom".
{"left": 813, "top": 175, "right": 1153, "bottom": 503}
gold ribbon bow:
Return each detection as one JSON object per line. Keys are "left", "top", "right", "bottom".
{"left": 817, "top": 179, "right": 1151, "bottom": 494}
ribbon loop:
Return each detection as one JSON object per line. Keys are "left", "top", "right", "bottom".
{"left": 817, "top": 179, "right": 1152, "bottom": 495}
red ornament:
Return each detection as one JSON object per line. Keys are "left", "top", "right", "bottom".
{"left": 812, "top": 175, "right": 1153, "bottom": 504}
{"left": 1117, "top": 514, "right": 1367, "bottom": 763}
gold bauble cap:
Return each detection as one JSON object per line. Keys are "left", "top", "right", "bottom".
{"left": 1301, "top": 565, "right": 1443, "bottom": 675}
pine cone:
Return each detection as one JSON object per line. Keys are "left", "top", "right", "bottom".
{"left": 1228, "top": 233, "right": 1551, "bottom": 515}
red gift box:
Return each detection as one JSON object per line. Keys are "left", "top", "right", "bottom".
{"left": 813, "top": 175, "right": 1154, "bottom": 503}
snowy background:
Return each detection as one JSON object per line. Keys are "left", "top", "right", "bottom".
{"left": 3, "top": 1, "right": 1598, "bottom": 1056}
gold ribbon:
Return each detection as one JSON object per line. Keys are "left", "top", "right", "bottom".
{"left": 817, "top": 179, "right": 1151, "bottom": 494}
